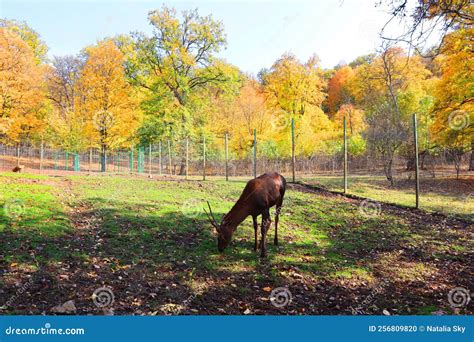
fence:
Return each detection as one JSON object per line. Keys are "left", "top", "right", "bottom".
{"left": 0, "top": 115, "right": 472, "bottom": 219}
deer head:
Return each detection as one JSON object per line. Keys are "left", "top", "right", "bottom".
{"left": 204, "top": 201, "right": 234, "bottom": 252}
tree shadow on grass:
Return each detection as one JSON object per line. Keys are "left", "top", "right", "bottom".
{"left": 1, "top": 194, "right": 472, "bottom": 315}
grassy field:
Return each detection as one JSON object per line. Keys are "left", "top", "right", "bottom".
{"left": 0, "top": 172, "right": 472, "bottom": 315}
{"left": 302, "top": 174, "right": 474, "bottom": 222}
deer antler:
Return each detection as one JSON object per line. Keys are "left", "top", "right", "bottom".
{"left": 204, "top": 201, "right": 219, "bottom": 230}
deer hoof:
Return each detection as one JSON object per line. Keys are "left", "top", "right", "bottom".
{"left": 274, "top": 239, "right": 279, "bottom": 246}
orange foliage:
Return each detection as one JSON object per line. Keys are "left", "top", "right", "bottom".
{"left": 326, "top": 66, "right": 354, "bottom": 115}
{"left": 0, "top": 28, "right": 46, "bottom": 143}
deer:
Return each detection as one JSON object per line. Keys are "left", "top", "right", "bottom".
{"left": 12, "top": 165, "right": 23, "bottom": 173}
{"left": 204, "top": 172, "right": 286, "bottom": 257}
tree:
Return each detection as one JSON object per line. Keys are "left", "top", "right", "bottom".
{"left": 78, "top": 40, "right": 141, "bottom": 171}
{"left": 0, "top": 19, "right": 48, "bottom": 64}
{"left": 326, "top": 65, "right": 354, "bottom": 115}
{"left": 122, "top": 6, "right": 234, "bottom": 172}
{"left": 46, "top": 56, "right": 88, "bottom": 151}
{"left": 0, "top": 28, "right": 47, "bottom": 159}
{"left": 430, "top": 27, "right": 473, "bottom": 173}
{"left": 262, "top": 53, "right": 333, "bottom": 157}
{"left": 351, "top": 44, "right": 431, "bottom": 184}
{"left": 206, "top": 79, "right": 270, "bottom": 158}
{"left": 263, "top": 53, "right": 326, "bottom": 118}
{"left": 381, "top": 0, "right": 473, "bottom": 56}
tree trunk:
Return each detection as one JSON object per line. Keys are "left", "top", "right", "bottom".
{"left": 179, "top": 157, "right": 186, "bottom": 175}
{"left": 100, "top": 144, "right": 107, "bottom": 172}
{"left": 384, "top": 157, "right": 394, "bottom": 186}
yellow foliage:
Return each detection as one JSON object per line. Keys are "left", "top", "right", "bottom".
{"left": 78, "top": 40, "right": 142, "bottom": 149}
{"left": 0, "top": 28, "right": 46, "bottom": 144}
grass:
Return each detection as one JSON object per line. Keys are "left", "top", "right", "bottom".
{"left": 0, "top": 172, "right": 472, "bottom": 315}
{"left": 302, "top": 174, "right": 474, "bottom": 222}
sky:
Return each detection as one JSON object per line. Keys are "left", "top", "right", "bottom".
{"left": 0, "top": 0, "right": 399, "bottom": 73}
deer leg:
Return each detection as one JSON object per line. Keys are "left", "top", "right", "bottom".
{"left": 252, "top": 215, "right": 258, "bottom": 251}
{"left": 274, "top": 206, "right": 281, "bottom": 246}
{"left": 260, "top": 210, "right": 271, "bottom": 258}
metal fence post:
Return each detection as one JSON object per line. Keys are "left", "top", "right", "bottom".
{"left": 168, "top": 140, "right": 172, "bottom": 176}
{"left": 149, "top": 143, "right": 152, "bottom": 177}
{"left": 159, "top": 140, "right": 162, "bottom": 175}
{"left": 185, "top": 138, "right": 189, "bottom": 180}
{"left": 413, "top": 113, "right": 420, "bottom": 209}
{"left": 203, "top": 136, "right": 206, "bottom": 181}
{"left": 74, "top": 153, "right": 79, "bottom": 171}
{"left": 89, "top": 148, "right": 92, "bottom": 172}
{"left": 253, "top": 129, "right": 257, "bottom": 179}
{"left": 225, "top": 133, "right": 229, "bottom": 181}
{"left": 343, "top": 116, "right": 348, "bottom": 194}
{"left": 291, "top": 118, "right": 295, "bottom": 183}
{"left": 16, "top": 144, "right": 20, "bottom": 167}
{"left": 40, "top": 139, "right": 44, "bottom": 171}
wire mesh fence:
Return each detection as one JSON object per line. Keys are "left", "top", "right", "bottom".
{"left": 0, "top": 140, "right": 470, "bottom": 180}
{"left": 0, "top": 124, "right": 472, "bottom": 220}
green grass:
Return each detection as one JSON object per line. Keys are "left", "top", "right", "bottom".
{"left": 302, "top": 175, "right": 474, "bottom": 222}
{"left": 0, "top": 173, "right": 71, "bottom": 264}
{"left": 1, "top": 172, "right": 472, "bottom": 315}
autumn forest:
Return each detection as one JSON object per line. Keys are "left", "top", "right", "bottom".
{"left": 0, "top": 2, "right": 472, "bottom": 180}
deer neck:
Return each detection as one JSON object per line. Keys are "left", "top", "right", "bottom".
{"left": 223, "top": 203, "right": 250, "bottom": 229}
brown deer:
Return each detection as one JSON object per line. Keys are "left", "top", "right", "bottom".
{"left": 12, "top": 165, "right": 23, "bottom": 173}
{"left": 205, "top": 172, "right": 286, "bottom": 257}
